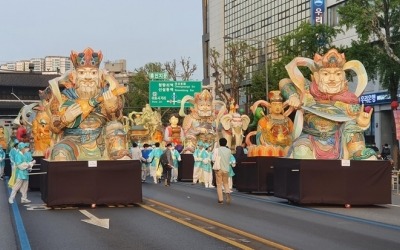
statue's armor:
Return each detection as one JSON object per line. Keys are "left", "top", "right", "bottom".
{"left": 258, "top": 115, "right": 292, "bottom": 147}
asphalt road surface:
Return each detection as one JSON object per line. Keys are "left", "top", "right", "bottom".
{"left": 2, "top": 178, "right": 400, "bottom": 250}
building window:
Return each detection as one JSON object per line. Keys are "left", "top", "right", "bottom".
{"left": 327, "top": 2, "right": 345, "bottom": 27}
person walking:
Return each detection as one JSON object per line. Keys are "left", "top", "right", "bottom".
{"left": 213, "top": 138, "right": 234, "bottom": 204}
{"left": 202, "top": 144, "right": 214, "bottom": 188}
{"left": 163, "top": 143, "right": 174, "bottom": 186}
{"left": 148, "top": 142, "right": 163, "bottom": 184}
{"left": 7, "top": 140, "right": 19, "bottom": 188}
{"left": 8, "top": 143, "right": 35, "bottom": 204}
{"left": 170, "top": 145, "right": 181, "bottom": 183}
{"left": 381, "top": 143, "right": 391, "bottom": 160}
{"left": 130, "top": 142, "right": 146, "bottom": 182}
{"left": 141, "top": 144, "right": 153, "bottom": 182}
{"left": 0, "top": 145, "right": 5, "bottom": 180}
{"left": 193, "top": 142, "right": 205, "bottom": 185}
{"left": 228, "top": 154, "right": 236, "bottom": 192}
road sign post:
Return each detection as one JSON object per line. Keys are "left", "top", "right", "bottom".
{"left": 148, "top": 72, "right": 168, "bottom": 80}
{"left": 149, "top": 81, "right": 202, "bottom": 108}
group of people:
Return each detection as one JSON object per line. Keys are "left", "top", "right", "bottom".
{"left": 129, "top": 137, "right": 239, "bottom": 205}
{"left": 130, "top": 142, "right": 181, "bottom": 186}
{"left": 368, "top": 143, "right": 392, "bottom": 161}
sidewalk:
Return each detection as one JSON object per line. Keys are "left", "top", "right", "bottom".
{"left": 391, "top": 190, "right": 400, "bottom": 205}
{"left": 0, "top": 178, "right": 19, "bottom": 250}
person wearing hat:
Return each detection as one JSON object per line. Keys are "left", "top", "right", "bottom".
{"left": 192, "top": 141, "right": 205, "bottom": 185}
{"left": 9, "top": 139, "right": 19, "bottom": 169}
{"left": 0, "top": 145, "right": 5, "bottom": 180}
{"left": 201, "top": 143, "right": 214, "bottom": 188}
{"left": 147, "top": 142, "right": 164, "bottom": 184}
{"left": 8, "top": 143, "right": 36, "bottom": 204}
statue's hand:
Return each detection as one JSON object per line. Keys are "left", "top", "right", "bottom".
{"left": 356, "top": 104, "right": 373, "bottom": 128}
{"left": 63, "top": 103, "right": 83, "bottom": 124}
{"left": 286, "top": 94, "right": 301, "bottom": 109}
{"left": 103, "top": 89, "right": 118, "bottom": 111}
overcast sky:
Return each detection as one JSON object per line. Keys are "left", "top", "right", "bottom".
{"left": 0, "top": 0, "right": 203, "bottom": 79}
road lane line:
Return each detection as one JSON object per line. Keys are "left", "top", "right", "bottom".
{"left": 142, "top": 198, "right": 293, "bottom": 250}
{"left": 140, "top": 203, "right": 253, "bottom": 250}
{"left": 5, "top": 177, "right": 32, "bottom": 250}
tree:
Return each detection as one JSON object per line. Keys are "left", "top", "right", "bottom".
{"left": 210, "top": 41, "right": 257, "bottom": 104}
{"left": 127, "top": 59, "right": 197, "bottom": 125}
{"left": 164, "top": 57, "right": 197, "bottom": 81}
{"left": 338, "top": 0, "right": 400, "bottom": 167}
{"left": 125, "top": 62, "right": 163, "bottom": 113}
{"left": 249, "top": 22, "right": 342, "bottom": 101}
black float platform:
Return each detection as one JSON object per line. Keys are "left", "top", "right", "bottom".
{"left": 40, "top": 159, "right": 142, "bottom": 207}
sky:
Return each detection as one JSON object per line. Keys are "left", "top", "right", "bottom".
{"left": 0, "top": 0, "right": 203, "bottom": 80}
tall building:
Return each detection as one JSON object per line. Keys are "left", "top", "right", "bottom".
{"left": 203, "top": 0, "right": 311, "bottom": 104}
{"left": 202, "top": 0, "right": 394, "bottom": 149}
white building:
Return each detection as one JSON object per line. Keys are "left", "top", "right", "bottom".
{"left": 44, "top": 56, "right": 72, "bottom": 74}
{"left": 15, "top": 60, "right": 31, "bottom": 71}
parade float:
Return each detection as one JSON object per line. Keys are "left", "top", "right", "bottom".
{"left": 176, "top": 89, "right": 226, "bottom": 180}
{"left": 236, "top": 48, "right": 391, "bottom": 206}
{"left": 37, "top": 48, "right": 141, "bottom": 207}
{"left": 11, "top": 45, "right": 390, "bottom": 207}
{"left": 127, "top": 104, "right": 164, "bottom": 146}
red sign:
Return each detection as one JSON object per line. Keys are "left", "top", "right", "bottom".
{"left": 393, "top": 110, "right": 400, "bottom": 140}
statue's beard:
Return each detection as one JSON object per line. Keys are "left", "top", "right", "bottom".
{"left": 318, "top": 80, "right": 345, "bottom": 95}
{"left": 76, "top": 80, "right": 100, "bottom": 99}
{"left": 198, "top": 110, "right": 212, "bottom": 117}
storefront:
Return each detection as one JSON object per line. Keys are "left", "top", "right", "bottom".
{"left": 359, "top": 91, "right": 399, "bottom": 151}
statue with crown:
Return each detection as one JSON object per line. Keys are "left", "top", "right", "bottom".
{"left": 179, "top": 88, "right": 226, "bottom": 153}
{"left": 277, "top": 48, "right": 376, "bottom": 160}
{"left": 45, "top": 47, "right": 130, "bottom": 161}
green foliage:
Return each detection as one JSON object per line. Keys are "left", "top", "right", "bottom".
{"left": 125, "top": 71, "right": 149, "bottom": 114}
{"left": 210, "top": 41, "right": 257, "bottom": 104}
{"left": 249, "top": 69, "right": 267, "bottom": 102}
{"left": 338, "top": 0, "right": 400, "bottom": 98}
{"left": 125, "top": 62, "right": 163, "bottom": 114}
{"left": 275, "top": 22, "right": 342, "bottom": 56}
{"left": 342, "top": 41, "right": 380, "bottom": 81}
{"left": 124, "top": 60, "right": 196, "bottom": 125}
{"left": 250, "top": 22, "right": 342, "bottom": 99}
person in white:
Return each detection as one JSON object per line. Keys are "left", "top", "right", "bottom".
{"left": 130, "top": 142, "right": 146, "bottom": 181}
{"left": 8, "top": 143, "right": 36, "bottom": 204}
{"left": 213, "top": 138, "right": 234, "bottom": 204}
{"left": 192, "top": 142, "right": 205, "bottom": 184}
{"left": 202, "top": 144, "right": 214, "bottom": 188}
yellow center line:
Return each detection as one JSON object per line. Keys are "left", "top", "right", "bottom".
{"left": 140, "top": 203, "right": 253, "bottom": 250}
{"left": 143, "top": 198, "right": 293, "bottom": 250}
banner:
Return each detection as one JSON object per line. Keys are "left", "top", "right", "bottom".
{"left": 393, "top": 110, "right": 400, "bottom": 140}
{"left": 311, "top": 0, "right": 325, "bottom": 25}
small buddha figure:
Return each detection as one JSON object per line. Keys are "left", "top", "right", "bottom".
{"left": 246, "top": 91, "right": 294, "bottom": 157}
{"left": 164, "top": 114, "right": 184, "bottom": 146}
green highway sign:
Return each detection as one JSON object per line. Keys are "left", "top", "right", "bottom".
{"left": 149, "top": 81, "right": 202, "bottom": 108}
{"left": 148, "top": 72, "right": 168, "bottom": 80}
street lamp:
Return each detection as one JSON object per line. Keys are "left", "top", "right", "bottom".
{"left": 223, "top": 35, "right": 269, "bottom": 100}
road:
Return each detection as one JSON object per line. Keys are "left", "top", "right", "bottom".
{"left": 2, "top": 178, "right": 400, "bottom": 250}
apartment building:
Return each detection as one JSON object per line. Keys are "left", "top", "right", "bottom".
{"left": 44, "top": 56, "right": 72, "bottom": 74}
